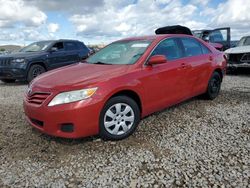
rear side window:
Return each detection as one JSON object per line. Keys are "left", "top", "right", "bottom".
{"left": 201, "top": 44, "right": 211, "bottom": 54}
{"left": 151, "top": 38, "right": 182, "bottom": 61}
{"left": 181, "top": 38, "right": 203, "bottom": 57}
{"left": 65, "top": 42, "right": 78, "bottom": 51}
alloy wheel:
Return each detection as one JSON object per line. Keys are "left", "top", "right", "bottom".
{"left": 33, "top": 67, "right": 43, "bottom": 78}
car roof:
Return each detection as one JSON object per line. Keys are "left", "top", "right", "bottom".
{"left": 36, "top": 39, "right": 82, "bottom": 43}
{"left": 117, "top": 34, "right": 195, "bottom": 42}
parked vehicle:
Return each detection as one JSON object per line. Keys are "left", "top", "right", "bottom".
{"left": 156, "top": 25, "right": 231, "bottom": 51}
{"left": 0, "top": 39, "right": 90, "bottom": 83}
{"left": 225, "top": 36, "right": 250, "bottom": 71}
{"left": 192, "top": 27, "right": 231, "bottom": 51}
{"left": 23, "top": 34, "right": 227, "bottom": 140}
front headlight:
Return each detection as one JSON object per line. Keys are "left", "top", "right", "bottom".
{"left": 12, "top": 58, "right": 26, "bottom": 63}
{"left": 48, "top": 87, "right": 98, "bottom": 106}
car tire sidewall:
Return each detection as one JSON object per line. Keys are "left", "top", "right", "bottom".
{"left": 206, "top": 72, "right": 221, "bottom": 100}
{"left": 27, "top": 64, "right": 46, "bottom": 83}
{"left": 99, "top": 96, "right": 140, "bottom": 140}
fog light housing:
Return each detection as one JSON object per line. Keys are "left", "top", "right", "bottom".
{"left": 61, "top": 123, "right": 74, "bottom": 133}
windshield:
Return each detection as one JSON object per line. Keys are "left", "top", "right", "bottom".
{"left": 20, "top": 41, "right": 53, "bottom": 52}
{"left": 238, "top": 37, "right": 250, "bottom": 46}
{"left": 86, "top": 40, "right": 152, "bottom": 65}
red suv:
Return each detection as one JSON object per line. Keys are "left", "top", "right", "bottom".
{"left": 23, "top": 34, "right": 227, "bottom": 140}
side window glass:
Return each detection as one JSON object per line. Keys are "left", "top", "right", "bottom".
{"left": 151, "top": 39, "right": 182, "bottom": 61}
{"left": 201, "top": 43, "right": 211, "bottom": 54}
{"left": 244, "top": 37, "right": 250, "bottom": 46}
{"left": 65, "top": 42, "right": 78, "bottom": 51}
{"left": 181, "top": 38, "right": 203, "bottom": 57}
{"left": 53, "top": 42, "right": 64, "bottom": 50}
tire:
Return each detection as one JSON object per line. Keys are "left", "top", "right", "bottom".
{"left": 99, "top": 95, "right": 140, "bottom": 140}
{"left": 204, "top": 72, "right": 222, "bottom": 100}
{"left": 27, "top": 64, "right": 46, "bottom": 83}
{"left": 0, "top": 79, "right": 16, "bottom": 83}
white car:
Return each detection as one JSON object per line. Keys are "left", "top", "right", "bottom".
{"left": 225, "top": 36, "right": 250, "bottom": 70}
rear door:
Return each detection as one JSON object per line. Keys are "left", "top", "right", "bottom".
{"left": 179, "top": 37, "right": 212, "bottom": 96}
{"left": 141, "top": 38, "right": 189, "bottom": 113}
{"left": 209, "top": 28, "right": 231, "bottom": 50}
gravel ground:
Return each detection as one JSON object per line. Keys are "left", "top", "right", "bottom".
{"left": 0, "top": 74, "right": 249, "bottom": 187}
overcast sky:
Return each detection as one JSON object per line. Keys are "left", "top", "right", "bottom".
{"left": 0, "top": 0, "right": 249, "bottom": 45}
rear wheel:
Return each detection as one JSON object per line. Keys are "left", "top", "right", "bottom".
{"left": 0, "top": 79, "right": 16, "bottom": 83}
{"left": 27, "top": 64, "right": 46, "bottom": 83}
{"left": 99, "top": 96, "right": 140, "bottom": 140}
{"left": 204, "top": 72, "right": 222, "bottom": 100}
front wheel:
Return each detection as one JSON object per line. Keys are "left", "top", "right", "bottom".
{"left": 99, "top": 96, "right": 140, "bottom": 140}
{"left": 204, "top": 72, "right": 222, "bottom": 100}
{"left": 27, "top": 64, "right": 46, "bottom": 83}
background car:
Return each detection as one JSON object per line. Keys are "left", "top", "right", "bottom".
{"left": 0, "top": 39, "right": 90, "bottom": 83}
{"left": 23, "top": 34, "right": 227, "bottom": 140}
{"left": 192, "top": 27, "right": 231, "bottom": 51}
{"left": 225, "top": 36, "right": 250, "bottom": 71}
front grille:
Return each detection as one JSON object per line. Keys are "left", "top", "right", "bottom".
{"left": 0, "top": 58, "right": 11, "bottom": 66}
{"left": 27, "top": 92, "right": 51, "bottom": 105}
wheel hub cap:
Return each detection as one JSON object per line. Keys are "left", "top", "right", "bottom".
{"left": 104, "top": 103, "right": 135, "bottom": 136}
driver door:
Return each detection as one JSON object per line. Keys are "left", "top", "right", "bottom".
{"left": 47, "top": 42, "right": 70, "bottom": 69}
{"left": 141, "top": 38, "right": 189, "bottom": 114}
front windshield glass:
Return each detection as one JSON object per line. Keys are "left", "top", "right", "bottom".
{"left": 238, "top": 37, "right": 250, "bottom": 46}
{"left": 86, "top": 40, "right": 152, "bottom": 65}
{"left": 20, "top": 41, "right": 52, "bottom": 52}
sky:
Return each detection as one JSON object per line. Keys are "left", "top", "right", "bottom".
{"left": 0, "top": 0, "right": 250, "bottom": 45}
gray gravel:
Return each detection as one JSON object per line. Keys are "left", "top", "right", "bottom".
{"left": 0, "top": 75, "right": 249, "bottom": 187}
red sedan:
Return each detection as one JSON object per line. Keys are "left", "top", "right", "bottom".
{"left": 23, "top": 34, "right": 227, "bottom": 140}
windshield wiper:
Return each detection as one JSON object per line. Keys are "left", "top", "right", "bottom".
{"left": 132, "top": 53, "right": 143, "bottom": 58}
{"left": 93, "top": 61, "right": 111, "bottom": 65}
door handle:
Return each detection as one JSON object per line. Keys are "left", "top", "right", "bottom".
{"left": 181, "top": 63, "right": 186, "bottom": 68}
{"left": 209, "top": 56, "right": 213, "bottom": 61}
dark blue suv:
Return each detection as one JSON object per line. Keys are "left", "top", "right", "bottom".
{"left": 0, "top": 39, "right": 90, "bottom": 83}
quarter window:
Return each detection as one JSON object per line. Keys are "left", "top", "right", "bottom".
{"left": 151, "top": 38, "right": 182, "bottom": 61}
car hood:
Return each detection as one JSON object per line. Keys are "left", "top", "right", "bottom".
{"left": 31, "top": 63, "right": 130, "bottom": 91}
{"left": 0, "top": 51, "right": 47, "bottom": 59}
{"left": 225, "top": 45, "right": 250, "bottom": 54}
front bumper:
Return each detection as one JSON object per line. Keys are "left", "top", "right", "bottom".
{"left": 0, "top": 67, "right": 26, "bottom": 80}
{"left": 23, "top": 95, "right": 103, "bottom": 138}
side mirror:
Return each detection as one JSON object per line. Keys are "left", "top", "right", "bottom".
{"left": 148, "top": 55, "right": 167, "bottom": 65}
{"left": 50, "top": 47, "right": 58, "bottom": 52}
